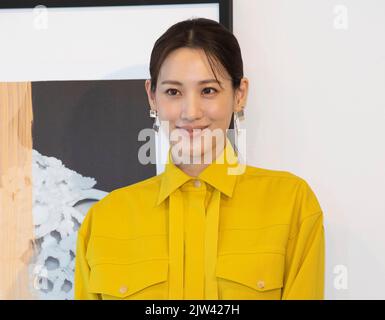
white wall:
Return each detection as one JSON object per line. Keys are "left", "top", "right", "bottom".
{"left": 0, "top": 3, "right": 218, "bottom": 81}
{"left": 234, "top": 0, "right": 385, "bottom": 299}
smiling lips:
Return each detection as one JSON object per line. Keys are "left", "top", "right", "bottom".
{"left": 176, "top": 125, "right": 209, "bottom": 137}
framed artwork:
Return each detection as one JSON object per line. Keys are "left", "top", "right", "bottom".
{"left": 0, "top": 0, "right": 232, "bottom": 300}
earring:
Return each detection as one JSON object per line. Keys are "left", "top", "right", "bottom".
{"left": 149, "top": 109, "right": 159, "bottom": 132}
{"left": 234, "top": 108, "right": 245, "bottom": 135}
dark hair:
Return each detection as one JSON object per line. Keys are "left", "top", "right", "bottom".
{"left": 149, "top": 17, "right": 244, "bottom": 94}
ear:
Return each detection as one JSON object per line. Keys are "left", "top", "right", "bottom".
{"left": 233, "top": 77, "right": 249, "bottom": 113}
{"left": 145, "top": 79, "right": 157, "bottom": 111}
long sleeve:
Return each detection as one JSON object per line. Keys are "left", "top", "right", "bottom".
{"left": 74, "top": 207, "right": 100, "bottom": 300}
{"left": 281, "top": 180, "right": 325, "bottom": 300}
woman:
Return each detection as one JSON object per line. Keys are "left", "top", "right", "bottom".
{"left": 75, "top": 18, "right": 325, "bottom": 300}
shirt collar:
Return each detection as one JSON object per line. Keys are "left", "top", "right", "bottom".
{"left": 156, "top": 136, "right": 240, "bottom": 206}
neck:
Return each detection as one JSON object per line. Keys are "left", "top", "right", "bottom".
{"left": 175, "top": 162, "right": 210, "bottom": 178}
{"left": 171, "top": 140, "right": 227, "bottom": 177}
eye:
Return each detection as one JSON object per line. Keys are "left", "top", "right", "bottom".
{"left": 202, "top": 87, "right": 218, "bottom": 95}
{"left": 165, "top": 88, "right": 180, "bottom": 96}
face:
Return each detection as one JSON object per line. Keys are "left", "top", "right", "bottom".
{"left": 145, "top": 47, "right": 248, "bottom": 164}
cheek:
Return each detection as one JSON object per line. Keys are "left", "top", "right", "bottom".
{"left": 157, "top": 104, "right": 180, "bottom": 122}
{"left": 206, "top": 103, "right": 233, "bottom": 124}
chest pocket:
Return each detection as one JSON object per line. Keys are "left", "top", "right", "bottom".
{"left": 88, "top": 259, "right": 169, "bottom": 300}
{"left": 85, "top": 235, "right": 169, "bottom": 300}
{"left": 216, "top": 252, "right": 285, "bottom": 300}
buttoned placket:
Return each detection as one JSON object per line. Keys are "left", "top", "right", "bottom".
{"left": 168, "top": 188, "right": 184, "bottom": 299}
{"left": 183, "top": 179, "right": 206, "bottom": 299}
{"left": 167, "top": 178, "right": 221, "bottom": 299}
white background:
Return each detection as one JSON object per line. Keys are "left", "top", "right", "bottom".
{"left": 234, "top": 0, "right": 385, "bottom": 299}
{"left": 1, "top": 1, "right": 384, "bottom": 299}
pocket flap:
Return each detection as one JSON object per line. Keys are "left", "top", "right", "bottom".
{"left": 216, "top": 252, "right": 285, "bottom": 292}
{"left": 88, "top": 259, "right": 168, "bottom": 298}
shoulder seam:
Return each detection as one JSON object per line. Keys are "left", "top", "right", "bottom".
{"left": 288, "top": 210, "right": 323, "bottom": 240}
{"left": 243, "top": 166, "right": 303, "bottom": 181}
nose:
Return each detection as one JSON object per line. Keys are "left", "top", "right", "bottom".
{"left": 180, "top": 93, "right": 203, "bottom": 121}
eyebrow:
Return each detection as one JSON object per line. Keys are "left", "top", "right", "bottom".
{"left": 160, "top": 79, "right": 222, "bottom": 86}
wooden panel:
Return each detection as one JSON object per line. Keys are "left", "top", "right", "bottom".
{"left": 0, "top": 82, "right": 37, "bottom": 299}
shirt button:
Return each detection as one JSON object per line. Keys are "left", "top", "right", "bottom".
{"left": 257, "top": 280, "right": 265, "bottom": 289}
{"left": 193, "top": 179, "right": 201, "bottom": 188}
{"left": 119, "top": 286, "right": 128, "bottom": 294}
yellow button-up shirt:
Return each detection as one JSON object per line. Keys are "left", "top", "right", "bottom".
{"left": 75, "top": 137, "right": 325, "bottom": 300}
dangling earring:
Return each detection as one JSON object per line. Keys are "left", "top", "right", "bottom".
{"left": 234, "top": 108, "right": 245, "bottom": 135}
{"left": 232, "top": 108, "right": 245, "bottom": 158}
{"left": 149, "top": 109, "right": 159, "bottom": 132}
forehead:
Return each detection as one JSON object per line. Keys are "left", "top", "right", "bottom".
{"left": 158, "top": 47, "right": 230, "bottom": 84}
